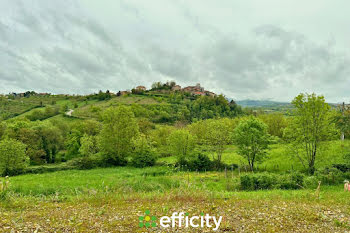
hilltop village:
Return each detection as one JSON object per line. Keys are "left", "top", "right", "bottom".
{"left": 118, "top": 82, "right": 217, "bottom": 97}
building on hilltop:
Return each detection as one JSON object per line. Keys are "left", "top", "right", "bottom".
{"left": 117, "top": 91, "right": 130, "bottom": 96}
{"left": 205, "top": 91, "right": 217, "bottom": 97}
{"left": 193, "top": 91, "right": 206, "bottom": 96}
{"left": 182, "top": 83, "right": 204, "bottom": 93}
{"left": 135, "top": 86, "right": 146, "bottom": 91}
{"left": 171, "top": 85, "right": 181, "bottom": 91}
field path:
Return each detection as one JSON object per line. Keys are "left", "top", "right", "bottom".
{"left": 65, "top": 109, "right": 74, "bottom": 116}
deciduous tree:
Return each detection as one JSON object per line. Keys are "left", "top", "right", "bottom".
{"left": 234, "top": 117, "right": 271, "bottom": 171}
{"left": 0, "top": 139, "right": 29, "bottom": 176}
{"left": 98, "top": 106, "right": 139, "bottom": 165}
{"left": 284, "top": 93, "right": 334, "bottom": 174}
{"left": 168, "top": 129, "right": 196, "bottom": 162}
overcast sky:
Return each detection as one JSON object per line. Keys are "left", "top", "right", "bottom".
{"left": 0, "top": 0, "right": 349, "bottom": 102}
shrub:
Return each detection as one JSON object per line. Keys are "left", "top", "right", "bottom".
{"left": 130, "top": 152, "right": 157, "bottom": 168}
{"left": 55, "top": 151, "right": 67, "bottom": 163}
{"left": 73, "top": 157, "right": 96, "bottom": 170}
{"left": 67, "top": 155, "right": 104, "bottom": 170}
{"left": 240, "top": 172, "right": 305, "bottom": 190}
{"left": 303, "top": 176, "right": 319, "bottom": 189}
{"left": 256, "top": 173, "right": 277, "bottom": 189}
{"left": 176, "top": 153, "right": 220, "bottom": 172}
{"left": 240, "top": 173, "right": 278, "bottom": 190}
{"left": 277, "top": 172, "right": 304, "bottom": 189}
{"left": 188, "top": 153, "right": 213, "bottom": 171}
{"left": 102, "top": 155, "right": 128, "bottom": 166}
{"left": 313, "top": 167, "right": 348, "bottom": 185}
{"left": 240, "top": 174, "right": 256, "bottom": 191}
{"left": 332, "top": 164, "right": 350, "bottom": 173}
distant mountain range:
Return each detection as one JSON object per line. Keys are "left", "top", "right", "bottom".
{"left": 235, "top": 99, "right": 290, "bottom": 108}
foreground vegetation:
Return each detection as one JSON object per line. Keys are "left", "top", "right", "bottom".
{"left": 2, "top": 83, "right": 350, "bottom": 231}
{"left": 1, "top": 167, "right": 350, "bottom": 232}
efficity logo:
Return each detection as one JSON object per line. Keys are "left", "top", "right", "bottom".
{"left": 139, "top": 210, "right": 157, "bottom": 228}
{"left": 138, "top": 210, "right": 222, "bottom": 231}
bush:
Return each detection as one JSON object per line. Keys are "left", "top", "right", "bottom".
{"left": 67, "top": 154, "right": 105, "bottom": 170}
{"left": 55, "top": 151, "right": 67, "bottom": 163}
{"left": 188, "top": 154, "right": 213, "bottom": 171}
{"left": 332, "top": 164, "right": 350, "bottom": 173}
{"left": 130, "top": 152, "right": 157, "bottom": 168}
{"left": 102, "top": 155, "right": 128, "bottom": 166}
{"left": 240, "top": 172, "right": 305, "bottom": 191}
{"left": 277, "top": 172, "right": 304, "bottom": 189}
{"left": 303, "top": 176, "right": 319, "bottom": 189}
{"left": 313, "top": 167, "right": 348, "bottom": 185}
{"left": 130, "top": 134, "right": 157, "bottom": 168}
{"left": 68, "top": 157, "right": 96, "bottom": 170}
{"left": 176, "top": 153, "right": 219, "bottom": 172}
{"left": 240, "top": 174, "right": 254, "bottom": 190}
{"left": 241, "top": 173, "right": 278, "bottom": 190}
{"left": 303, "top": 168, "right": 350, "bottom": 188}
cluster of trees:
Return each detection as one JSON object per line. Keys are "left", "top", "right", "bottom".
{"left": 0, "top": 92, "right": 345, "bottom": 176}
{"left": 86, "top": 90, "right": 112, "bottom": 101}
{"left": 26, "top": 106, "right": 60, "bottom": 121}
{"left": 151, "top": 81, "right": 177, "bottom": 91}
{"left": 166, "top": 93, "right": 341, "bottom": 174}
{"left": 127, "top": 94, "right": 243, "bottom": 123}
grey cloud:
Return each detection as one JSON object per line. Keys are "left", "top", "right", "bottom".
{"left": 0, "top": 0, "right": 349, "bottom": 102}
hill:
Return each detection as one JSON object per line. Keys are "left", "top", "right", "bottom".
{"left": 236, "top": 99, "right": 290, "bottom": 107}
{"left": 1, "top": 84, "right": 243, "bottom": 123}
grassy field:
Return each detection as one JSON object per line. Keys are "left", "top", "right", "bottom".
{"left": 159, "top": 140, "right": 349, "bottom": 173}
{"left": 0, "top": 95, "right": 71, "bottom": 120}
{"left": 72, "top": 95, "right": 164, "bottom": 119}
{"left": 0, "top": 167, "right": 349, "bottom": 232}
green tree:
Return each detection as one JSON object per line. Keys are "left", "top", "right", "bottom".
{"left": 258, "top": 113, "right": 287, "bottom": 138}
{"left": 168, "top": 129, "right": 196, "bottom": 162}
{"left": 98, "top": 106, "right": 139, "bottom": 165}
{"left": 65, "top": 120, "right": 101, "bottom": 159}
{"left": 205, "top": 119, "right": 233, "bottom": 163}
{"left": 4, "top": 119, "right": 61, "bottom": 165}
{"left": 37, "top": 124, "right": 63, "bottom": 163}
{"left": 131, "top": 134, "right": 156, "bottom": 167}
{"left": 16, "top": 127, "right": 45, "bottom": 165}
{"left": 234, "top": 117, "right": 271, "bottom": 171}
{"left": 284, "top": 93, "right": 334, "bottom": 174}
{"left": 0, "top": 139, "right": 29, "bottom": 176}
{"left": 149, "top": 125, "right": 175, "bottom": 156}
{"left": 333, "top": 103, "right": 350, "bottom": 140}
{"left": 79, "top": 134, "right": 98, "bottom": 157}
